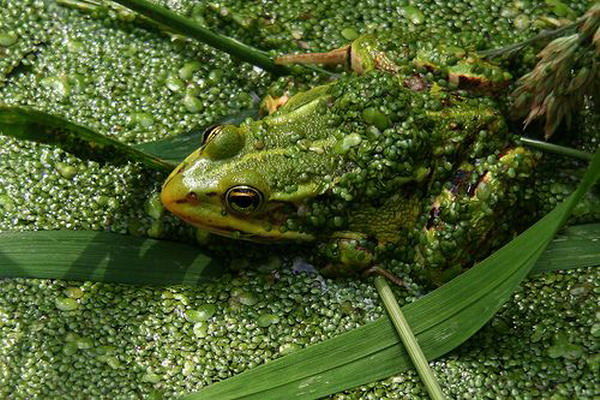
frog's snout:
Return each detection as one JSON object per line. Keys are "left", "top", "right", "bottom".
{"left": 160, "top": 170, "right": 196, "bottom": 218}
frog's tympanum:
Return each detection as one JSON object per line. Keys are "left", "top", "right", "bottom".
{"left": 161, "top": 35, "right": 536, "bottom": 284}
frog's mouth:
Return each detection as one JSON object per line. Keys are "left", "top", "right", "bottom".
{"left": 161, "top": 173, "right": 314, "bottom": 242}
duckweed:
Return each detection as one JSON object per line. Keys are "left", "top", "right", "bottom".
{"left": 185, "top": 305, "right": 217, "bottom": 322}
{"left": 54, "top": 162, "right": 78, "bottom": 180}
{"left": 257, "top": 313, "right": 280, "bottom": 327}
{"left": 144, "top": 193, "right": 164, "bottom": 220}
{"left": 55, "top": 297, "right": 79, "bottom": 311}
{"left": 0, "top": 0, "right": 598, "bottom": 399}
{"left": 0, "top": 32, "right": 18, "bottom": 47}
{"left": 401, "top": 5, "right": 426, "bottom": 25}
{"left": 64, "top": 287, "right": 84, "bottom": 299}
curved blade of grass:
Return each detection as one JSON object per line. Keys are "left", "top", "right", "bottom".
{"left": 133, "top": 108, "right": 259, "bottom": 163}
{"left": 478, "top": 21, "right": 577, "bottom": 58}
{"left": 182, "top": 146, "right": 600, "bottom": 400}
{"left": 532, "top": 223, "right": 600, "bottom": 273}
{"left": 0, "top": 231, "right": 222, "bottom": 285}
{"left": 0, "top": 105, "right": 175, "bottom": 172}
{"left": 110, "top": 0, "right": 290, "bottom": 75}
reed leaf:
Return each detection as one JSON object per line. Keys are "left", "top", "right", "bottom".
{"left": 532, "top": 223, "right": 600, "bottom": 273}
{"left": 110, "top": 0, "right": 290, "bottom": 75}
{"left": 0, "top": 223, "right": 597, "bottom": 286}
{"left": 0, "top": 105, "right": 258, "bottom": 169}
{"left": 0, "top": 105, "right": 175, "bottom": 172}
{"left": 0, "top": 231, "right": 222, "bottom": 285}
{"left": 133, "top": 108, "right": 258, "bottom": 163}
{"left": 520, "top": 137, "right": 593, "bottom": 161}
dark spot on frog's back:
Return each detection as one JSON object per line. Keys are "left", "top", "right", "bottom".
{"left": 467, "top": 171, "right": 488, "bottom": 197}
{"left": 403, "top": 74, "right": 428, "bottom": 92}
{"left": 426, "top": 206, "right": 441, "bottom": 229}
{"left": 451, "top": 169, "right": 470, "bottom": 195}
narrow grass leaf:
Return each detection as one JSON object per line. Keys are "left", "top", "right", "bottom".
{"left": 0, "top": 105, "right": 175, "bottom": 172}
{"left": 0, "top": 231, "right": 222, "bottom": 285}
{"left": 182, "top": 147, "right": 599, "bottom": 400}
{"left": 0, "top": 223, "right": 596, "bottom": 286}
{"left": 374, "top": 276, "right": 445, "bottom": 400}
{"left": 0, "top": 105, "right": 261, "bottom": 168}
{"left": 520, "top": 137, "right": 594, "bottom": 161}
{"left": 532, "top": 223, "right": 600, "bottom": 273}
{"left": 111, "top": 0, "right": 290, "bottom": 75}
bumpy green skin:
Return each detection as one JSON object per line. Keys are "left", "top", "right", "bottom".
{"left": 0, "top": 0, "right": 598, "bottom": 399}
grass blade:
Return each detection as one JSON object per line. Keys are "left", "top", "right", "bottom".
{"left": 0, "top": 223, "right": 596, "bottom": 286}
{"left": 532, "top": 223, "right": 600, "bottom": 273}
{"left": 0, "top": 105, "right": 259, "bottom": 169}
{"left": 0, "top": 105, "right": 175, "bottom": 172}
{"left": 374, "top": 276, "right": 445, "bottom": 400}
{"left": 520, "top": 137, "right": 593, "bottom": 161}
{"left": 477, "top": 21, "right": 577, "bottom": 58}
{"left": 182, "top": 146, "right": 600, "bottom": 400}
{"left": 0, "top": 231, "right": 222, "bottom": 285}
{"left": 111, "top": 0, "right": 290, "bottom": 75}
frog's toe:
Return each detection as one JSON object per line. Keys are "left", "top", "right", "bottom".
{"left": 362, "top": 267, "right": 406, "bottom": 287}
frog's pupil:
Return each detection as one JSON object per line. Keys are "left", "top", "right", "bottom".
{"left": 226, "top": 186, "right": 263, "bottom": 214}
{"left": 233, "top": 195, "right": 254, "bottom": 209}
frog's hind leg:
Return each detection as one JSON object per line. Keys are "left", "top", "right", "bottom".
{"left": 275, "top": 45, "right": 351, "bottom": 69}
{"left": 275, "top": 35, "right": 398, "bottom": 75}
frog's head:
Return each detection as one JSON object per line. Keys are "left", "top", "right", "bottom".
{"left": 161, "top": 86, "right": 340, "bottom": 242}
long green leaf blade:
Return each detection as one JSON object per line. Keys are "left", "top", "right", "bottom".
{"left": 0, "top": 223, "right": 596, "bottom": 287}
{"left": 111, "top": 0, "right": 290, "bottom": 75}
{"left": 182, "top": 147, "right": 600, "bottom": 400}
{"left": 0, "top": 105, "right": 175, "bottom": 172}
{"left": 532, "top": 223, "right": 600, "bottom": 273}
{"left": 0, "top": 105, "right": 260, "bottom": 168}
{"left": 374, "top": 276, "right": 446, "bottom": 400}
{"left": 0, "top": 231, "right": 222, "bottom": 285}
{"left": 520, "top": 137, "right": 594, "bottom": 161}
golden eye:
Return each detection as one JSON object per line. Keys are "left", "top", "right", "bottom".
{"left": 225, "top": 186, "right": 264, "bottom": 214}
{"left": 202, "top": 125, "right": 223, "bottom": 145}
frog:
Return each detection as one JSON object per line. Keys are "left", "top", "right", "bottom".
{"left": 160, "top": 34, "right": 536, "bottom": 284}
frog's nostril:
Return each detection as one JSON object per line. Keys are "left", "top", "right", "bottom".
{"left": 185, "top": 192, "right": 200, "bottom": 205}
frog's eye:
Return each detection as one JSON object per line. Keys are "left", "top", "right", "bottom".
{"left": 225, "top": 185, "right": 264, "bottom": 214}
{"left": 202, "top": 125, "right": 223, "bottom": 145}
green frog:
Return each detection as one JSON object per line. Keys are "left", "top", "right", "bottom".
{"left": 161, "top": 35, "right": 536, "bottom": 284}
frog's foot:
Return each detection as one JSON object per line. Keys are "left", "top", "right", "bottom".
{"left": 362, "top": 266, "right": 405, "bottom": 287}
{"left": 275, "top": 35, "right": 398, "bottom": 75}
{"left": 319, "top": 238, "right": 374, "bottom": 276}
{"left": 262, "top": 93, "right": 291, "bottom": 115}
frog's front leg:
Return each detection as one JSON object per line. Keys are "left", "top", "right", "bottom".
{"left": 319, "top": 238, "right": 405, "bottom": 286}
{"left": 275, "top": 34, "right": 398, "bottom": 74}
